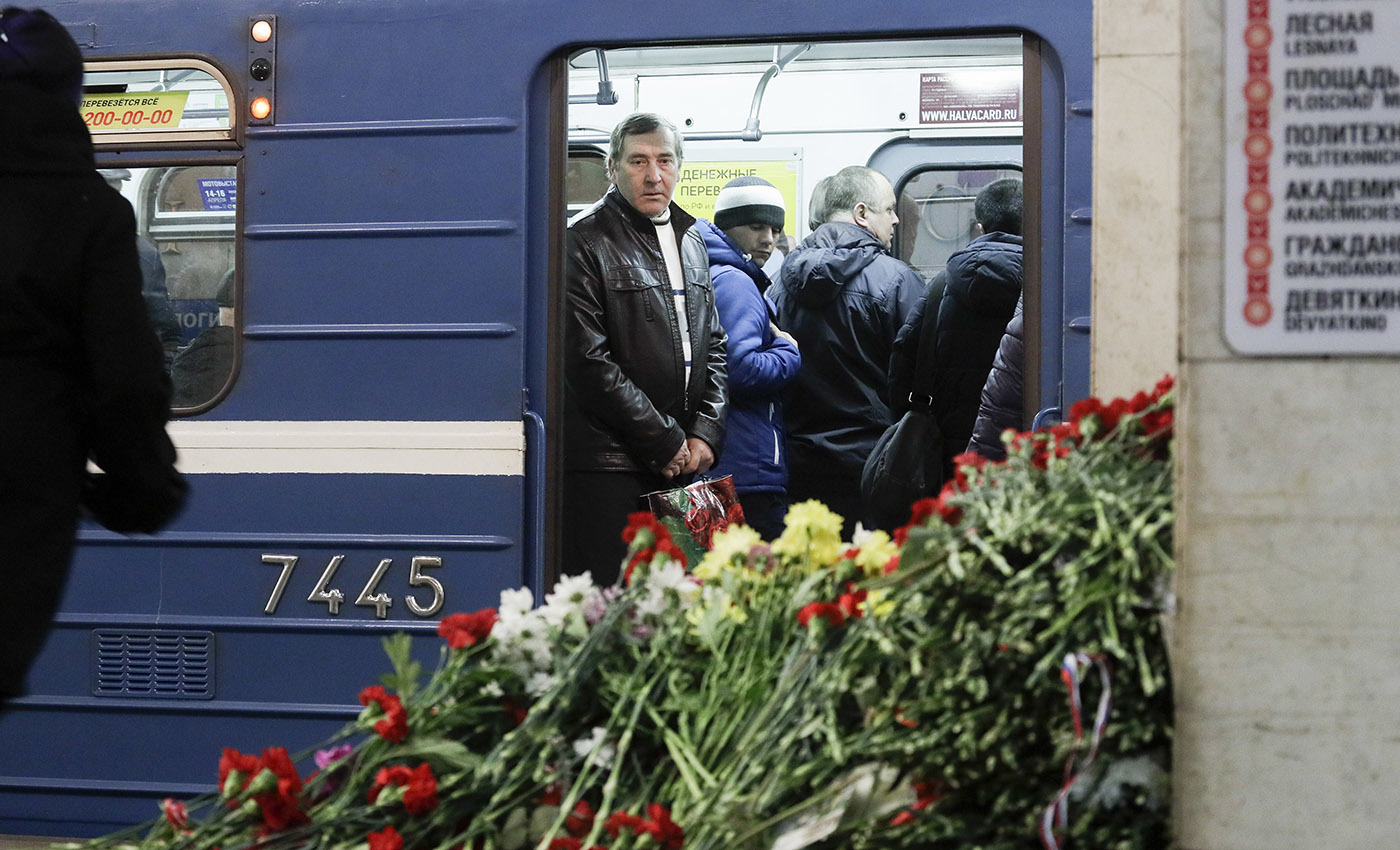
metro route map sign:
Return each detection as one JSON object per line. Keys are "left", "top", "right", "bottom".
{"left": 1224, "top": 0, "right": 1400, "bottom": 354}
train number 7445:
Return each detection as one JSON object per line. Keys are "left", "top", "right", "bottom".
{"left": 260, "top": 554, "right": 445, "bottom": 619}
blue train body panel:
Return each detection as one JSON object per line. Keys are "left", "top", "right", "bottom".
{"left": 0, "top": 0, "right": 1091, "bottom": 836}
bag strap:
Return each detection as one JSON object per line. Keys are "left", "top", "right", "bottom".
{"left": 906, "top": 289, "right": 943, "bottom": 412}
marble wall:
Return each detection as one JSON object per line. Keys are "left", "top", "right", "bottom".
{"left": 1092, "top": 0, "right": 1181, "bottom": 400}
{"left": 1097, "top": 0, "right": 1400, "bottom": 846}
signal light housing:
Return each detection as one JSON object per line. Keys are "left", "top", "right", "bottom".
{"left": 247, "top": 15, "right": 276, "bottom": 124}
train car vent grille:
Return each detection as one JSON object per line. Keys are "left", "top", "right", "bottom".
{"left": 92, "top": 630, "right": 215, "bottom": 699}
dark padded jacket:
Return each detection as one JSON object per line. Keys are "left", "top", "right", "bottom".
{"left": 564, "top": 188, "right": 728, "bottom": 473}
{"left": 968, "top": 295, "right": 1025, "bottom": 461}
{"left": 891, "top": 232, "right": 1021, "bottom": 476}
{"left": 697, "top": 219, "right": 800, "bottom": 494}
{"left": 770, "top": 222, "right": 925, "bottom": 475}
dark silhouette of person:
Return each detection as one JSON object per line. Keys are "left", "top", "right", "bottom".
{"left": 0, "top": 6, "right": 187, "bottom": 707}
{"left": 170, "top": 268, "right": 236, "bottom": 407}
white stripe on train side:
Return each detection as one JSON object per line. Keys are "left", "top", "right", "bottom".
{"left": 164, "top": 420, "right": 525, "bottom": 475}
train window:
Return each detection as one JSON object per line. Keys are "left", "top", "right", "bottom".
{"left": 895, "top": 166, "right": 1022, "bottom": 279}
{"left": 85, "top": 59, "right": 241, "bottom": 411}
{"left": 104, "top": 164, "right": 238, "bottom": 410}
{"left": 566, "top": 37, "right": 1023, "bottom": 243}
{"left": 82, "top": 60, "right": 234, "bottom": 144}
{"left": 566, "top": 147, "right": 610, "bottom": 219}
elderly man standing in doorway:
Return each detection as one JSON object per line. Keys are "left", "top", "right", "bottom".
{"left": 770, "top": 165, "right": 926, "bottom": 538}
{"left": 562, "top": 112, "right": 728, "bottom": 585}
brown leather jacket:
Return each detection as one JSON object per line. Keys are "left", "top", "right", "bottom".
{"left": 564, "top": 189, "right": 728, "bottom": 473}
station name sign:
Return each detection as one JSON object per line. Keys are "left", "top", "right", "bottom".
{"left": 1225, "top": 0, "right": 1400, "bottom": 353}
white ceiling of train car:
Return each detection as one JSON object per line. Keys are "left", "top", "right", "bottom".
{"left": 569, "top": 37, "right": 1022, "bottom": 73}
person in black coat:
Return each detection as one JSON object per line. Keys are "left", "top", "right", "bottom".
{"left": 967, "top": 295, "right": 1025, "bottom": 461}
{"left": 170, "top": 268, "right": 236, "bottom": 407}
{"left": 0, "top": 7, "right": 186, "bottom": 706}
{"left": 771, "top": 166, "right": 925, "bottom": 538}
{"left": 890, "top": 178, "right": 1022, "bottom": 480}
{"left": 562, "top": 113, "right": 728, "bottom": 583}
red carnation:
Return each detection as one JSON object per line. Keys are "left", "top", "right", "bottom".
{"left": 621, "top": 511, "right": 656, "bottom": 545}
{"left": 368, "top": 826, "right": 404, "bottom": 850}
{"left": 369, "top": 765, "right": 414, "bottom": 803}
{"left": 1068, "top": 396, "right": 1103, "bottom": 426}
{"left": 639, "top": 803, "right": 684, "bottom": 850}
{"left": 402, "top": 763, "right": 440, "bottom": 814}
{"left": 837, "top": 585, "right": 867, "bottom": 619}
{"left": 218, "top": 747, "right": 262, "bottom": 799}
{"left": 604, "top": 812, "right": 644, "bottom": 838}
{"left": 160, "top": 798, "right": 189, "bottom": 830}
{"left": 256, "top": 747, "right": 309, "bottom": 832}
{"left": 1142, "top": 409, "right": 1173, "bottom": 439}
{"left": 796, "top": 602, "right": 845, "bottom": 629}
{"left": 566, "top": 800, "right": 596, "bottom": 837}
{"left": 538, "top": 783, "right": 563, "bottom": 806}
{"left": 438, "top": 608, "right": 498, "bottom": 649}
{"left": 368, "top": 762, "right": 438, "bottom": 815}
{"left": 359, "top": 685, "right": 410, "bottom": 743}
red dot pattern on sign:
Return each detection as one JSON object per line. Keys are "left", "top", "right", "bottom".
{"left": 1245, "top": 22, "right": 1272, "bottom": 50}
{"left": 1242, "top": 0, "right": 1273, "bottom": 326}
{"left": 1245, "top": 296, "right": 1273, "bottom": 325}
{"left": 1245, "top": 242, "right": 1272, "bottom": 270}
{"left": 1245, "top": 189, "right": 1272, "bottom": 215}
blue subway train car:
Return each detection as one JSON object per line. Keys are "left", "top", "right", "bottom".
{"left": 0, "top": 0, "right": 1090, "bottom": 836}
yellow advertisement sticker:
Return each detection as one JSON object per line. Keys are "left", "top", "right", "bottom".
{"left": 81, "top": 91, "right": 190, "bottom": 132}
{"left": 675, "top": 160, "right": 800, "bottom": 236}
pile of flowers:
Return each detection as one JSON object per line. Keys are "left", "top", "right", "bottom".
{"left": 80, "top": 377, "right": 1175, "bottom": 850}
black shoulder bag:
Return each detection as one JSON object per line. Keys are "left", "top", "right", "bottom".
{"left": 860, "top": 298, "right": 944, "bottom": 531}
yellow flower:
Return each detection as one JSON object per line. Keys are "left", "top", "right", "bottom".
{"left": 685, "top": 586, "right": 748, "bottom": 638}
{"left": 772, "top": 500, "right": 845, "bottom": 569}
{"left": 693, "top": 524, "right": 765, "bottom": 582}
{"left": 865, "top": 588, "right": 896, "bottom": 618}
{"left": 850, "top": 527, "right": 899, "bottom": 578}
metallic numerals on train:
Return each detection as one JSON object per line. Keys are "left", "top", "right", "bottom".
{"left": 259, "top": 554, "right": 445, "bottom": 619}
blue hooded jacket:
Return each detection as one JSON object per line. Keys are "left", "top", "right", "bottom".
{"left": 697, "top": 219, "right": 801, "bottom": 494}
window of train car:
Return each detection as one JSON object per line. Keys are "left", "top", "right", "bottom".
{"left": 84, "top": 61, "right": 239, "bottom": 412}
{"left": 565, "top": 37, "right": 1024, "bottom": 243}
{"left": 566, "top": 148, "right": 610, "bottom": 219}
{"left": 896, "top": 166, "right": 1022, "bottom": 280}
{"left": 82, "top": 61, "right": 234, "bottom": 142}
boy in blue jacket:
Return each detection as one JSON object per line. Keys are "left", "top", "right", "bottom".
{"left": 697, "top": 177, "right": 801, "bottom": 539}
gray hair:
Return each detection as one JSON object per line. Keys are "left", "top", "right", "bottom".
{"left": 807, "top": 176, "right": 832, "bottom": 231}
{"left": 608, "top": 112, "right": 684, "bottom": 169}
{"left": 822, "top": 166, "right": 886, "bottom": 220}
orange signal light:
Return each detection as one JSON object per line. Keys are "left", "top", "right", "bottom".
{"left": 250, "top": 96, "right": 272, "bottom": 120}
{"left": 251, "top": 19, "right": 273, "bottom": 43}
